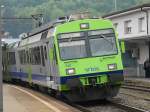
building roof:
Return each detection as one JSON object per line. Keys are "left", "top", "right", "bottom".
{"left": 1, "top": 38, "right": 20, "bottom": 44}
{"left": 102, "top": 3, "right": 150, "bottom": 18}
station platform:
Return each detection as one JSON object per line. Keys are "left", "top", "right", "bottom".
{"left": 3, "top": 84, "right": 80, "bottom": 112}
{"left": 124, "top": 77, "right": 150, "bottom": 87}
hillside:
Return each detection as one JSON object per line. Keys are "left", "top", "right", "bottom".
{"left": 0, "top": 0, "right": 150, "bottom": 38}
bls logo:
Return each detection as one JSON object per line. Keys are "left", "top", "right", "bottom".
{"left": 85, "top": 67, "right": 99, "bottom": 72}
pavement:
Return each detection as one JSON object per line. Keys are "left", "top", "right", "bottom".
{"left": 3, "top": 84, "right": 80, "bottom": 112}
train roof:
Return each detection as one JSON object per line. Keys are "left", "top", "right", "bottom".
{"left": 29, "top": 21, "right": 53, "bottom": 36}
{"left": 26, "top": 12, "right": 96, "bottom": 38}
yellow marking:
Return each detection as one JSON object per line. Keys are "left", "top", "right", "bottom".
{"left": 10, "top": 85, "right": 62, "bottom": 112}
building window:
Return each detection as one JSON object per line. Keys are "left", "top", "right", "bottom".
{"left": 124, "top": 20, "right": 132, "bottom": 34}
{"left": 138, "top": 17, "right": 145, "bottom": 32}
{"left": 113, "top": 23, "right": 118, "bottom": 29}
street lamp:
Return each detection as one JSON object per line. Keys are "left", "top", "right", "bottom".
{"left": 0, "top": 4, "right": 4, "bottom": 112}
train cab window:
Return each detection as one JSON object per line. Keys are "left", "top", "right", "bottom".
{"left": 89, "top": 32, "right": 117, "bottom": 57}
{"left": 59, "top": 40, "right": 87, "bottom": 60}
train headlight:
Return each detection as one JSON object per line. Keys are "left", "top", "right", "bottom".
{"left": 66, "top": 68, "right": 75, "bottom": 75}
{"left": 80, "top": 23, "right": 89, "bottom": 29}
{"left": 108, "top": 64, "right": 117, "bottom": 70}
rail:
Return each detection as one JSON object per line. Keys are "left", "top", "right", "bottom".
{"left": 122, "top": 84, "right": 150, "bottom": 92}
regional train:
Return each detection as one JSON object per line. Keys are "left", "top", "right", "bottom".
{"left": 3, "top": 14, "right": 124, "bottom": 102}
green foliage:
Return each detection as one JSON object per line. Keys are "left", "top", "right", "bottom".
{"left": 1, "top": 0, "right": 150, "bottom": 21}
{"left": 0, "top": 0, "right": 150, "bottom": 38}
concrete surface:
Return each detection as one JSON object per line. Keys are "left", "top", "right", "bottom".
{"left": 3, "top": 84, "right": 80, "bottom": 112}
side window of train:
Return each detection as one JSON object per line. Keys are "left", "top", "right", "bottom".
{"left": 40, "top": 46, "right": 45, "bottom": 66}
{"left": 24, "top": 50, "right": 26, "bottom": 64}
{"left": 12, "top": 52, "right": 16, "bottom": 65}
{"left": 30, "top": 48, "right": 34, "bottom": 64}
{"left": 34, "top": 47, "right": 41, "bottom": 65}
{"left": 53, "top": 45, "right": 58, "bottom": 64}
{"left": 37, "top": 47, "right": 41, "bottom": 64}
{"left": 31, "top": 48, "right": 35, "bottom": 64}
{"left": 49, "top": 37, "right": 54, "bottom": 61}
{"left": 8, "top": 52, "right": 16, "bottom": 65}
{"left": 18, "top": 51, "right": 21, "bottom": 64}
{"left": 26, "top": 50, "right": 29, "bottom": 64}
{"left": 44, "top": 46, "right": 47, "bottom": 60}
{"left": 31, "top": 48, "right": 34, "bottom": 65}
{"left": 18, "top": 50, "right": 23, "bottom": 64}
{"left": 29, "top": 48, "right": 32, "bottom": 64}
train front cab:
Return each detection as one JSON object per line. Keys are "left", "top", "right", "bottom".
{"left": 54, "top": 19, "right": 124, "bottom": 102}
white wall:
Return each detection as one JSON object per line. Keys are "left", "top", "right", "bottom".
{"left": 108, "top": 11, "right": 148, "bottom": 39}
{"left": 147, "top": 10, "right": 150, "bottom": 35}
{"left": 104, "top": 10, "right": 150, "bottom": 77}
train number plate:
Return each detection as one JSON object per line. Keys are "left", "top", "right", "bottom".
{"left": 88, "top": 77, "right": 97, "bottom": 85}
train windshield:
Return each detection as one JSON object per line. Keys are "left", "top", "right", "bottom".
{"left": 58, "top": 29, "right": 117, "bottom": 60}
{"left": 59, "top": 40, "right": 87, "bottom": 60}
{"left": 89, "top": 34, "right": 117, "bottom": 56}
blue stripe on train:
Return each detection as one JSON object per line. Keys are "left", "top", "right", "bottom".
{"left": 32, "top": 74, "right": 47, "bottom": 81}
{"left": 11, "top": 72, "right": 28, "bottom": 79}
{"left": 10, "top": 72, "right": 47, "bottom": 81}
{"left": 60, "top": 70, "right": 123, "bottom": 84}
{"left": 10, "top": 70, "right": 123, "bottom": 84}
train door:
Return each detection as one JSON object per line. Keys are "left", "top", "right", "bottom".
{"left": 39, "top": 45, "right": 46, "bottom": 86}
{"left": 44, "top": 44, "right": 49, "bottom": 75}
{"left": 40, "top": 43, "right": 51, "bottom": 87}
{"left": 48, "top": 37, "right": 59, "bottom": 90}
{"left": 44, "top": 43, "right": 51, "bottom": 85}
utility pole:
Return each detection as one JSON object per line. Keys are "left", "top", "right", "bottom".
{"left": 0, "top": 5, "right": 4, "bottom": 112}
{"left": 114, "top": 0, "right": 117, "bottom": 11}
{"left": 0, "top": 29, "right": 2, "bottom": 112}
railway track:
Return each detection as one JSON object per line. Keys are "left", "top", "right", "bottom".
{"left": 70, "top": 100, "right": 149, "bottom": 112}
{"left": 109, "top": 100, "right": 149, "bottom": 112}
{"left": 119, "top": 84, "right": 150, "bottom": 101}
{"left": 7, "top": 83, "right": 149, "bottom": 112}
{"left": 122, "top": 84, "right": 150, "bottom": 92}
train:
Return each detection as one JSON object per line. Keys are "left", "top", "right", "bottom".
{"left": 3, "top": 14, "right": 124, "bottom": 102}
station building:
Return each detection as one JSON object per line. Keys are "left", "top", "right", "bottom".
{"left": 103, "top": 4, "right": 150, "bottom": 78}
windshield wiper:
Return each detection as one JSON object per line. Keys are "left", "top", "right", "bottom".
{"left": 99, "top": 34, "right": 114, "bottom": 45}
